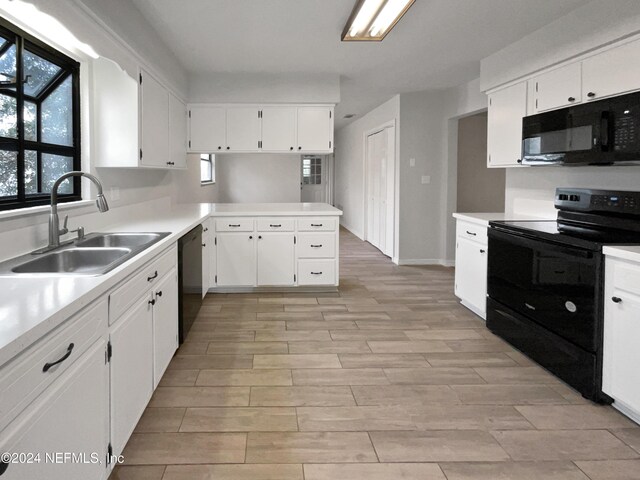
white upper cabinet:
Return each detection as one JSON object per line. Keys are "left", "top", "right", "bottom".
{"left": 140, "top": 69, "right": 170, "bottom": 167}
{"left": 487, "top": 82, "right": 527, "bottom": 168}
{"left": 533, "top": 62, "right": 582, "bottom": 112}
{"left": 226, "top": 106, "right": 261, "bottom": 152}
{"left": 189, "top": 106, "right": 226, "bottom": 152}
{"left": 168, "top": 92, "right": 187, "bottom": 168}
{"left": 583, "top": 37, "right": 640, "bottom": 101}
{"left": 261, "top": 106, "right": 297, "bottom": 152}
{"left": 297, "top": 106, "right": 333, "bottom": 152}
{"left": 91, "top": 57, "right": 139, "bottom": 168}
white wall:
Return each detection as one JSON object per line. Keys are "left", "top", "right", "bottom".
{"left": 334, "top": 96, "right": 400, "bottom": 238}
{"left": 172, "top": 155, "right": 219, "bottom": 204}
{"left": 215, "top": 154, "right": 301, "bottom": 203}
{"left": 481, "top": 0, "right": 640, "bottom": 91}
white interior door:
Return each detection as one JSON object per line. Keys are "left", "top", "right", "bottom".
{"left": 301, "top": 155, "right": 326, "bottom": 203}
{"left": 366, "top": 129, "right": 390, "bottom": 255}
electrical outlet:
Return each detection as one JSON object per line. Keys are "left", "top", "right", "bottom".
{"left": 110, "top": 186, "right": 120, "bottom": 201}
{"left": 409, "top": 158, "right": 416, "bottom": 167}
{"left": 421, "top": 176, "right": 431, "bottom": 184}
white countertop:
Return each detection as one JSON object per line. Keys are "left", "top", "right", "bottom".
{"left": 603, "top": 245, "right": 640, "bottom": 263}
{"left": 210, "top": 203, "right": 342, "bottom": 216}
{"left": 0, "top": 203, "right": 212, "bottom": 367}
{"left": 453, "top": 212, "right": 554, "bottom": 226}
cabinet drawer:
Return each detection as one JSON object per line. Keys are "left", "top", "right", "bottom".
{"left": 216, "top": 218, "right": 254, "bottom": 232}
{"left": 457, "top": 220, "right": 487, "bottom": 245}
{"left": 609, "top": 258, "right": 640, "bottom": 296}
{"left": 297, "top": 217, "right": 336, "bottom": 232}
{"left": 298, "top": 233, "right": 336, "bottom": 258}
{"left": 256, "top": 218, "right": 294, "bottom": 232}
{"left": 298, "top": 259, "right": 336, "bottom": 285}
{"left": 0, "top": 298, "right": 107, "bottom": 432}
{"left": 110, "top": 244, "right": 177, "bottom": 324}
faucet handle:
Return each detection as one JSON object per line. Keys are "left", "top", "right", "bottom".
{"left": 60, "top": 215, "right": 69, "bottom": 235}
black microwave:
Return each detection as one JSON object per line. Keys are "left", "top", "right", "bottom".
{"left": 522, "top": 91, "right": 640, "bottom": 166}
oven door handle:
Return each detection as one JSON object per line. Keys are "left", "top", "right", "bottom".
{"left": 489, "top": 228, "right": 594, "bottom": 259}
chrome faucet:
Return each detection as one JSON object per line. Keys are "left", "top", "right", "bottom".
{"left": 47, "top": 171, "right": 109, "bottom": 250}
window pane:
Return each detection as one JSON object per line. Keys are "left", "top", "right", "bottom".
{"left": 41, "top": 153, "right": 73, "bottom": 194}
{"left": 0, "top": 149, "right": 17, "bottom": 197}
{"left": 24, "top": 101, "right": 37, "bottom": 141}
{"left": 23, "top": 49, "right": 61, "bottom": 97}
{"left": 200, "top": 159, "right": 211, "bottom": 182}
{"left": 24, "top": 149, "right": 37, "bottom": 194}
{"left": 0, "top": 44, "right": 17, "bottom": 91}
{"left": 0, "top": 93, "right": 17, "bottom": 138}
{"left": 41, "top": 75, "right": 72, "bottom": 146}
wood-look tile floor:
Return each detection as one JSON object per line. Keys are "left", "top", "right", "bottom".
{"left": 110, "top": 228, "right": 640, "bottom": 480}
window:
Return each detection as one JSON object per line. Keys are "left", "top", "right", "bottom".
{"left": 200, "top": 154, "right": 214, "bottom": 184}
{"left": 0, "top": 17, "right": 80, "bottom": 211}
{"left": 302, "top": 156, "right": 322, "bottom": 185}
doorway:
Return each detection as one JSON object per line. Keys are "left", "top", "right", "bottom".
{"left": 365, "top": 125, "right": 395, "bottom": 257}
{"left": 301, "top": 155, "right": 328, "bottom": 203}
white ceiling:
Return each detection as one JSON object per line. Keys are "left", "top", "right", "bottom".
{"left": 131, "top": 0, "right": 588, "bottom": 128}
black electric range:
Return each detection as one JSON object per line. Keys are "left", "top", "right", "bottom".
{"left": 486, "top": 188, "right": 640, "bottom": 403}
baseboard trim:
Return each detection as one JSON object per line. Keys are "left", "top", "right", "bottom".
{"left": 398, "top": 259, "right": 454, "bottom": 267}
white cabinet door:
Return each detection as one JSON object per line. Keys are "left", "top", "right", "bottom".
{"left": 168, "top": 92, "right": 187, "bottom": 168}
{"left": 257, "top": 233, "right": 295, "bottom": 286}
{"left": 533, "top": 62, "right": 582, "bottom": 112}
{"left": 110, "top": 296, "right": 154, "bottom": 456}
{"left": 487, "top": 82, "right": 527, "bottom": 167}
{"left": 297, "top": 106, "right": 333, "bottom": 152}
{"left": 0, "top": 340, "right": 109, "bottom": 480}
{"left": 583, "top": 38, "right": 640, "bottom": 101}
{"left": 216, "top": 232, "right": 256, "bottom": 287}
{"left": 202, "top": 219, "right": 211, "bottom": 297}
{"left": 140, "top": 69, "right": 170, "bottom": 167}
{"left": 152, "top": 269, "right": 179, "bottom": 388}
{"left": 91, "top": 57, "right": 139, "bottom": 167}
{"left": 261, "top": 106, "right": 297, "bottom": 152}
{"left": 226, "top": 106, "right": 261, "bottom": 152}
{"left": 189, "top": 105, "right": 226, "bottom": 152}
{"left": 454, "top": 236, "right": 487, "bottom": 318}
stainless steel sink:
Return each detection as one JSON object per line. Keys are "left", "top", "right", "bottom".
{"left": 0, "top": 231, "right": 171, "bottom": 276}
{"left": 76, "top": 233, "right": 165, "bottom": 249}
{"left": 12, "top": 248, "right": 131, "bottom": 274}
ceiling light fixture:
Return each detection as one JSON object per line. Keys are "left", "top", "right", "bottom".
{"left": 342, "top": 0, "right": 415, "bottom": 41}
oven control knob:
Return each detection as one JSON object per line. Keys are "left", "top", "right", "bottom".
{"left": 565, "top": 301, "right": 577, "bottom": 313}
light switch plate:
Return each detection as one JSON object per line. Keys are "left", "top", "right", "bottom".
{"left": 421, "top": 176, "right": 431, "bottom": 184}
{"left": 110, "top": 186, "right": 120, "bottom": 201}
{"left": 409, "top": 158, "right": 416, "bottom": 167}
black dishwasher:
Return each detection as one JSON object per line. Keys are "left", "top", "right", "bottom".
{"left": 178, "top": 225, "right": 203, "bottom": 343}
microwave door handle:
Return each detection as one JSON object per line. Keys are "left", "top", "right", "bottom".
{"left": 599, "top": 112, "right": 610, "bottom": 150}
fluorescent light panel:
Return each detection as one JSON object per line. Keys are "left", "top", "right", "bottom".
{"left": 342, "top": 0, "right": 415, "bottom": 41}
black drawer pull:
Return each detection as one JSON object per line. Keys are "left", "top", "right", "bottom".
{"left": 568, "top": 96, "right": 576, "bottom": 102}
{"left": 249, "top": 235, "right": 253, "bottom": 240}
{"left": 311, "top": 224, "right": 323, "bottom": 227}
{"left": 43, "top": 343, "right": 74, "bottom": 372}
{"left": 587, "top": 91, "right": 596, "bottom": 98}
{"left": 311, "top": 271, "right": 323, "bottom": 275}
{"left": 203, "top": 227, "right": 209, "bottom": 232}
{"left": 612, "top": 296, "right": 623, "bottom": 304}
{"left": 311, "top": 244, "right": 323, "bottom": 248}
{"left": 229, "top": 224, "right": 241, "bottom": 227}
{"left": 149, "top": 299, "right": 156, "bottom": 306}
{"left": 270, "top": 224, "right": 282, "bottom": 227}
{"left": 466, "top": 231, "right": 476, "bottom": 236}
{"left": 202, "top": 243, "right": 206, "bottom": 247}
{"left": 479, "top": 249, "right": 486, "bottom": 254}
{"left": 156, "top": 291, "right": 163, "bottom": 297}
{"left": 147, "top": 270, "right": 158, "bottom": 281}
{"left": 258, "top": 235, "right": 262, "bottom": 239}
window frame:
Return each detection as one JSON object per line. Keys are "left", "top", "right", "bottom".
{"left": 0, "top": 16, "right": 81, "bottom": 211}
{"left": 200, "top": 153, "right": 214, "bottom": 185}
{"left": 302, "top": 155, "right": 322, "bottom": 185}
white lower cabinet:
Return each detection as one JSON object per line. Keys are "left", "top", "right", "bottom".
{"left": 0, "top": 339, "right": 109, "bottom": 480}
{"left": 217, "top": 232, "right": 256, "bottom": 287}
{"left": 202, "top": 219, "right": 211, "bottom": 297}
{"left": 257, "top": 233, "right": 295, "bottom": 286}
{"left": 110, "top": 295, "right": 154, "bottom": 457}
{"left": 152, "top": 269, "right": 179, "bottom": 388}
{"left": 603, "top": 256, "right": 640, "bottom": 423}
{"left": 454, "top": 219, "right": 488, "bottom": 319}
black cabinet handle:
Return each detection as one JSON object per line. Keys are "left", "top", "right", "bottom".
{"left": 0, "top": 460, "right": 8, "bottom": 475}
{"left": 249, "top": 235, "right": 253, "bottom": 239}
{"left": 226, "top": 146, "right": 230, "bottom": 150}
{"left": 290, "top": 147, "right": 294, "bottom": 151}
{"left": 270, "top": 224, "right": 282, "bottom": 227}
{"left": 310, "top": 244, "right": 323, "bottom": 248}
{"left": 466, "top": 231, "right": 476, "bottom": 236}
{"left": 166, "top": 161, "right": 175, "bottom": 165}
{"left": 311, "top": 271, "right": 323, "bottom": 275}
{"left": 311, "top": 224, "right": 323, "bottom": 227}
{"left": 298, "top": 146, "right": 302, "bottom": 150}
{"left": 202, "top": 243, "right": 206, "bottom": 247}
{"left": 612, "top": 296, "right": 623, "bottom": 303}
{"left": 568, "top": 96, "right": 576, "bottom": 102}
{"left": 258, "top": 235, "right": 262, "bottom": 239}
{"left": 147, "top": 270, "right": 158, "bottom": 282}
{"left": 157, "top": 291, "right": 163, "bottom": 297}
{"left": 43, "top": 343, "right": 74, "bottom": 372}
{"left": 218, "top": 146, "right": 222, "bottom": 150}
{"left": 516, "top": 158, "right": 522, "bottom": 163}
{"left": 203, "top": 227, "right": 209, "bottom": 232}
{"left": 587, "top": 92, "right": 596, "bottom": 98}
{"left": 480, "top": 249, "right": 486, "bottom": 253}
{"left": 229, "top": 224, "right": 241, "bottom": 227}
{"left": 149, "top": 299, "right": 156, "bottom": 306}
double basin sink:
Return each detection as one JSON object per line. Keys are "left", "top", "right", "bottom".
{"left": 0, "top": 232, "right": 170, "bottom": 276}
